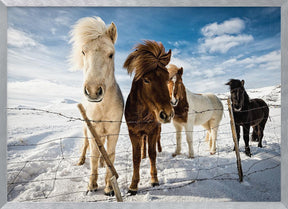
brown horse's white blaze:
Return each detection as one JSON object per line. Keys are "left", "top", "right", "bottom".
{"left": 170, "top": 75, "right": 179, "bottom": 106}
{"left": 124, "top": 40, "right": 173, "bottom": 195}
{"left": 167, "top": 64, "right": 223, "bottom": 157}
{"left": 70, "top": 17, "right": 124, "bottom": 196}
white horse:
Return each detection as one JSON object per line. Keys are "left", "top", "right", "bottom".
{"left": 70, "top": 17, "right": 124, "bottom": 195}
{"left": 167, "top": 64, "right": 223, "bottom": 158}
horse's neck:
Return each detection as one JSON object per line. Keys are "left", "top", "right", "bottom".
{"left": 128, "top": 82, "right": 154, "bottom": 119}
{"left": 242, "top": 90, "right": 250, "bottom": 109}
{"left": 174, "top": 85, "right": 189, "bottom": 122}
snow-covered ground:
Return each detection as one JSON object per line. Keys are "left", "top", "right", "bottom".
{"left": 7, "top": 81, "right": 281, "bottom": 202}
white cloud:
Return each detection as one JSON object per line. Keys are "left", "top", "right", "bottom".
{"left": 51, "top": 28, "right": 57, "bottom": 35}
{"left": 167, "top": 49, "right": 280, "bottom": 93}
{"left": 203, "top": 67, "right": 225, "bottom": 78}
{"left": 199, "top": 18, "right": 254, "bottom": 54}
{"left": 200, "top": 34, "right": 254, "bottom": 54}
{"left": 8, "top": 27, "right": 39, "bottom": 48}
{"left": 168, "top": 40, "right": 189, "bottom": 48}
{"left": 55, "top": 16, "right": 72, "bottom": 26}
{"left": 235, "top": 50, "right": 280, "bottom": 71}
{"left": 201, "top": 18, "right": 245, "bottom": 37}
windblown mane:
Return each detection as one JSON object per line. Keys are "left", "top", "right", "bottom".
{"left": 123, "top": 40, "right": 171, "bottom": 81}
{"left": 167, "top": 64, "right": 180, "bottom": 79}
{"left": 69, "top": 17, "right": 107, "bottom": 70}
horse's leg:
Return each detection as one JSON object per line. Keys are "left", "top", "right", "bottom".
{"left": 128, "top": 133, "right": 141, "bottom": 195}
{"left": 157, "top": 126, "right": 162, "bottom": 153}
{"left": 172, "top": 121, "right": 183, "bottom": 157}
{"left": 87, "top": 135, "right": 102, "bottom": 191}
{"left": 257, "top": 125, "right": 263, "bottom": 148}
{"left": 99, "top": 154, "right": 105, "bottom": 168}
{"left": 78, "top": 126, "right": 89, "bottom": 165}
{"left": 258, "top": 117, "right": 268, "bottom": 148}
{"left": 148, "top": 129, "right": 159, "bottom": 187}
{"left": 251, "top": 125, "right": 258, "bottom": 142}
{"left": 202, "top": 122, "right": 210, "bottom": 142}
{"left": 243, "top": 124, "right": 251, "bottom": 157}
{"left": 209, "top": 119, "right": 219, "bottom": 155}
{"left": 141, "top": 135, "right": 147, "bottom": 159}
{"left": 104, "top": 134, "right": 118, "bottom": 196}
{"left": 185, "top": 122, "right": 194, "bottom": 158}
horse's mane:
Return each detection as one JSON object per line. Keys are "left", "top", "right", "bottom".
{"left": 167, "top": 64, "right": 180, "bottom": 79}
{"left": 124, "top": 40, "right": 171, "bottom": 81}
{"left": 69, "top": 17, "right": 107, "bottom": 70}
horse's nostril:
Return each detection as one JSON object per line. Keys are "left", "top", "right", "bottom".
{"left": 159, "top": 111, "right": 167, "bottom": 121}
{"left": 97, "top": 87, "right": 103, "bottom": 97}
{"left": 84, "top": 87, "right": 90, "bottom": 96}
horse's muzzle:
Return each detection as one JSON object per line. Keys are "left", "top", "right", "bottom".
{"left": 84, "top": 86, "right": 104, "bottom": 103}
{"left": 159, "top": 109, "right": 174, "bottom": 123}
{"left": 171, "top": 99, "right": 179, "bottom": 107}
{"left": 233, "top": 105, "right": 242, "bottom": 112}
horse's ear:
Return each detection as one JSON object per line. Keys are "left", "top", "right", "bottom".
{"left": 241, "top": 80, "right": 245, "bottom": 87}
{"left": 178, "top": 67, "right": 183, "bottom": 76}
{"left": 106, "top": 22, "right": 117, "bottom": 44}
{"left": 167, "top": 49, "right": 172, "bottom": 63}
{"left": 225, "top": 80, "right": 231, "bottom": 86}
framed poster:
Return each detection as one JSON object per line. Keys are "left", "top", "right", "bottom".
{"left": 0, "top": 0, "right": 287, "bottom": 209}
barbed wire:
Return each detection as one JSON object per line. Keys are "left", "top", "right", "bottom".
{"left": 6, "top": 104, "right": 281, "bottom": 202}
{"left": 6, "top": 102, "right": 280, "bottom": 125}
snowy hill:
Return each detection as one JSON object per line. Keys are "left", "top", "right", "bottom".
{"left": 7, "top": 84, "right": 281, "bottom": 202}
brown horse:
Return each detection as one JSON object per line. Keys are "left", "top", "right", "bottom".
{"left": 123, "top": 40, "right": 174, "bottom": 195}
{"left": 167, "top": 64, "right": 223, "bottom": 157}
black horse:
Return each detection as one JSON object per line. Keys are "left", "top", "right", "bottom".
{"left": 226, "top": 79, "right": 269, "bottom": 157}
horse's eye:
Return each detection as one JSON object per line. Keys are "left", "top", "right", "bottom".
{"left": 144, "top": 78, "right": 150, "bottom": 84}
{"left": 82, "top": 51, "right": 85, "bottom": 56}
{"left": 109, "top": 53, "right": 114, "bottom": 59}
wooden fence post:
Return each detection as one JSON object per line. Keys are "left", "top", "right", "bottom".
{"left": 77, "top": 103, "right": 123, "bottom": 202}
{"left": 227, "top": 98, "right": 243, "bottom": 182}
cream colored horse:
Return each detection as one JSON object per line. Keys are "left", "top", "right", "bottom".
{"left": 167, "top": 64, "right": 223, "bottom": 158}
{"left": 70, "top": 17, "right": 124, "bottom": 195}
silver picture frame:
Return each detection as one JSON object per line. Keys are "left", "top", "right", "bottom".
{"left": 0, "top": 0, "right": 287, "bottom": 209}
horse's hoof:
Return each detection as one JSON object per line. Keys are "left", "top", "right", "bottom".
{"left": 246, "top": 153, "right": 252, "bottom": 157}
{"left": 245, "top": 148, "right": 252, "bottom": 157}
{"left": 85, "top": 189, "right": 98, "bottom": 195}
{"left": 210, "top": 152, "right": 216, "bottom": 155}
{"left": 77, "top": 162, "right": 84, "bottom": 166}
{"left": 77, "top": 157, "right": 85, "bottom": 166}
{"left": 87, "top": 182, "right": 98, "bottom": 193}
{"left": 172, "top": 152, "right": 179, "bottom": 157}
{"left": 258, "top": 144, "right": 263, "bottom": 148}
{"left": 128, "top": 189, "right": 137, "bottom": 195}
{"left": 104, "top": 190, "right": 115, "bottom": 197}
{"left": 151, "top": 182, "right": 159, "bottom": 187}
{"left": 188, "top": 155, "right": 194, "bottom": 159}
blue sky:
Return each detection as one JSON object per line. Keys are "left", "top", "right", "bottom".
{"left": 7, "top": 7, "right": 280, "bottom": 98}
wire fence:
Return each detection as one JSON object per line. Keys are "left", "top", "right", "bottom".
{"left": 6, "top": 102, "right": 281, "bottom": 202}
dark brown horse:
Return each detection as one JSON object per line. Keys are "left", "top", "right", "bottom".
{"left": 124, "top": 40, "right": 174, "bottom": 195}
{"left": 226, "top": 79, "right": 269, "bottom": 157}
